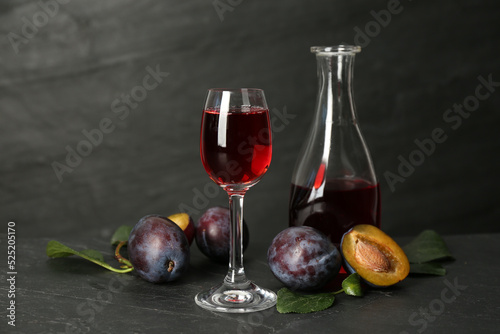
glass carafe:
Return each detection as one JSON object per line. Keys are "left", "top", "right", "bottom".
{"left": 289, "top": 45, "right": 380, "bottom": 249}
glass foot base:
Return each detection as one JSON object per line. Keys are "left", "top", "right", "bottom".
{"left": 195, "top": 281, "right": 277, "bottom": 313}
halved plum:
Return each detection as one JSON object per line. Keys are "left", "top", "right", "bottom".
{"left": 341, "top": 224, "right": 409, "bottom": 287}
{"left": 168, "top": 213, "right": 195, "bottom": 245}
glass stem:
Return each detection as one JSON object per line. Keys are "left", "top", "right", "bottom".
{"left": 224, "top": 192, "right": 250, "bottom": 288}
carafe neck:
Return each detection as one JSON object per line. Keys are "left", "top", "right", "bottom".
{"left": 314, "top": 46, "right": 359, "bottom": 125}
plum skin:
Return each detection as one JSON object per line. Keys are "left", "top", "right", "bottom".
{"left": 267, "top": 226, "right": 341, "bottom": 291}
{"left": 128, "top": 215, "right": 190, "bottom": 283}
{"left": 195, "top": 207, "right": 249, "bottom": 263}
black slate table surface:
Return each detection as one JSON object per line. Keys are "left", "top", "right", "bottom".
{"left": 1, "top": 233, "right": 499, "bottom": 334}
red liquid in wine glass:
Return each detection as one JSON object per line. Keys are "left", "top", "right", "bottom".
{"left": 201, "top": 108, "right": 272, "bottom": 186}
{"left": 289, "top": 178, "right": 381, "bottom": 248}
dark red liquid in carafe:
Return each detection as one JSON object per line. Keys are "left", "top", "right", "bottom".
{"left": 289, "top": 178, "right": 381, "bottom": 248}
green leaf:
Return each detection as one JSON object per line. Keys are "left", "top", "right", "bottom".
{"left": 410, "top": 262, "right": 446, "bottom": 276}
{"left": 110, "top": 225, "right": 133, "bottom": 245}
{"left": 80, "top": 249, "right": 105, "bottom": 262}
{"left": 342, "top": 273, "right": 364, "bottom": 297}
{"left": 276, "top": 288, "right": 335, "bottom": 314}
{"left": 47, "top": 240, "right": 104, "bottom": 262}
{"left": 46, "top": 240, "right": 78, "bottom": 258}
{"left": 46, "top": 240, "right": 133, "bottom": 273}
{"left": 403, "top": 230, "right": 454, "bottom": 264}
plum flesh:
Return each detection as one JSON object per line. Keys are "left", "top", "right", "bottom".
{"left": 267, "top": 226, "right": 341, "bottom": 291}
{"left": 128, "top": 215, "right": 190, "bottom": 283}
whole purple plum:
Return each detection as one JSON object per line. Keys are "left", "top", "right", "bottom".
{"left": 195, "top": 207, "right": 249, "bottom": 263}
{"left": 128, "top": 215, "right": 190, "bottom": 283}
{"left": 267, "top": 226, "right": 341, "bottom": 291}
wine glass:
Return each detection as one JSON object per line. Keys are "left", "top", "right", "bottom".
{"left": 195, "top": 88, "right": 277, "bottom": 313}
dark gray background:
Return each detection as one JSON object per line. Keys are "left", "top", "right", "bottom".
{"left": 1, "top": 0, "right": 498, "bottom": 245}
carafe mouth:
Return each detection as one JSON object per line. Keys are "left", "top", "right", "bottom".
{"left": 311, "top": 45, "right": 361, "bottom": 55}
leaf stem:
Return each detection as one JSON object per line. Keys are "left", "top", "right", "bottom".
{"left": 114, "top": 241, "right": 133, "bottom": 268}
{"left": 96, "top": 260, "right": 134, "bottom": 273}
